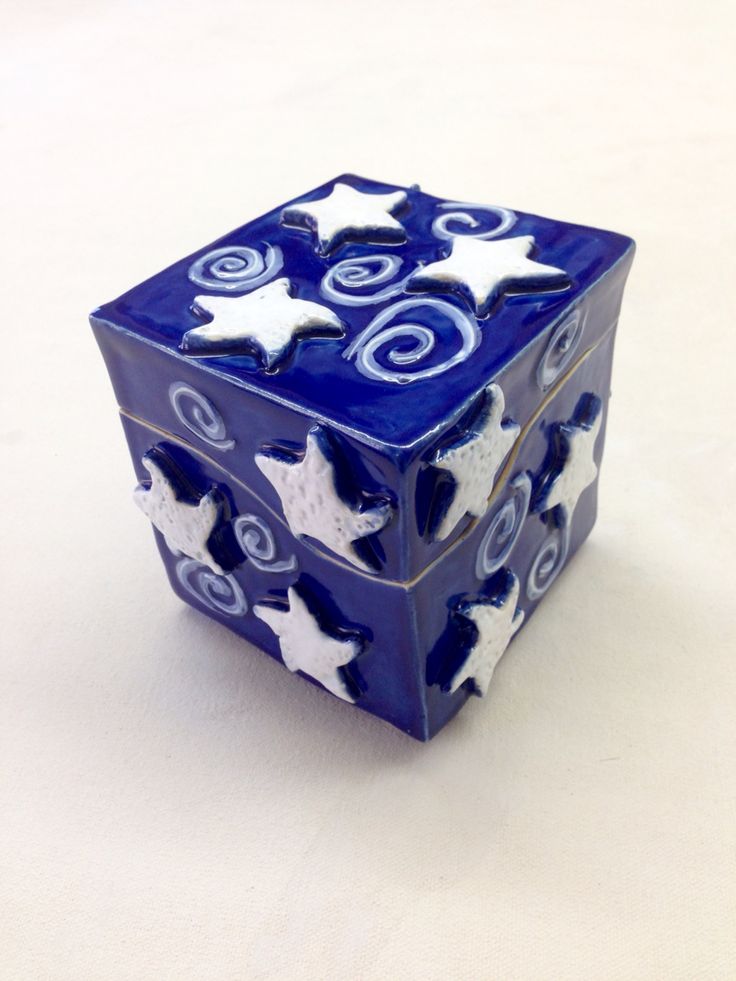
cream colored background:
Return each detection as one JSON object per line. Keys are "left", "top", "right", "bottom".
{"left": 2, "top": 1, "right": 735, "bottom": 978}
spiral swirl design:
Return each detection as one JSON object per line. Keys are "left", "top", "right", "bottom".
{"left": 320, "top": 254, "right": 411, "bottom": 307}
{"left": 168, "top": 382, "right": 234, "bottom": 451}
{"left": 432, "top": 202, "right": 517, "bottom": 241}
{"left": 175, "top": 558, "right": 249, "bottom": 616}
{"left": 232, "top": 513, "right": 298, "bottom": 574}
{"left": 187, "top": 244, "right": 283, "bottom": 292}
{"left": 475, "top": 473, "right": 532, "bottom": 579}
{"left": 343, "top": 297, "right": 480, "bottom": 385}
{"left": 526, "top": 521, "right": 571, "bottom": 601}
{"left": 537, "top": 310, "right": 585, "bottom": 391}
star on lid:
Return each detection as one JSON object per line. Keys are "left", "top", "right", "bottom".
{"left": 408, "top": 235, "right": 569, "bottom": 316}
{"left": 281, "top": 182, "right": 408, "bottom": 254}
{"left": 134, "top": 452, "right": 224, "bottom": 574}
{"left": 256, "top": 428, "right": 392, "bottom": 572}
{"left": 536, "top": 399, "right": 602, "bottom": 518}
{"left": 254, "top": 587, "right": 361, "bottom": 702}
{"left": 449, "top": 573, "right": 524, "bottom": 697}
{"left": 181, "top": 278, "right": 344, "bottom": 369}
{"left": 433, "top": 383, "right": 520, "bottom": 541}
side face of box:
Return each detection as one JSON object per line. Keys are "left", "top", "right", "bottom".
{"left": 120, "top": 414, "right": 430, "bottom": 739}
{"left": 414, "top": 325, "right": 619, "bottom": 737}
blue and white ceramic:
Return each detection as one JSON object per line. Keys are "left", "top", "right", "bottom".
{"left": 91, "top": 175, "right": 635, "bottom": 739}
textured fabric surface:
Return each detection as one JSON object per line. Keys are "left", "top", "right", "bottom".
{"left": 2, "top": 2, "right": 734, "bottom": 978}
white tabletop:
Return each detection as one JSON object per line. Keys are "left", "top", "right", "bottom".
{"left": 3, "top": 2, "right": 734, "bottom": 978}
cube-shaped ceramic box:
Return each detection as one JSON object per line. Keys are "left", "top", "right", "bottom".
{"left": 91, "top": 174, "right": 634, "bottom": 740}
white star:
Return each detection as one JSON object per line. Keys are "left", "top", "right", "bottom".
{"left": 181, "top": 278, "right": 344, "bottom": 368}
{"left": 254, "top": 587, "right": 361, "bottom": 702}
{"left": 256, "top": 429, "right": 392, "bottom": 571}
{"left": 538, "top": 408, "right": 601, "bottom": 518}
{"left": 408, "top": 235, "right": 568, "bottom": 316}
{"left": 133, "top": 453, "right": 224, "bottom": 574}
{"left": 281, "top": 182, "right": 408, "bottom": 254}
{"left": 433, "top": 383, "right": 520, "bottom": 540}
{"left": 449, "top": 574, "right": 524, "bottom": 697}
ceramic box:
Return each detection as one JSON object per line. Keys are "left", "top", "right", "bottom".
{"left": 91, "top": 174, "right": 635, "bottom": 740}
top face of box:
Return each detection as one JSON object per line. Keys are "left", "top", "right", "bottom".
{"left": 94, "top": 174, "right": 633, "bottom": 450}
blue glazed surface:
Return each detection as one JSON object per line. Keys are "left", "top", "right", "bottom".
{"left": 92, "top": 175, "right": 634, "bottom": 739}
{"left": 92, "top": 174, "right": 633, "bottom": 449}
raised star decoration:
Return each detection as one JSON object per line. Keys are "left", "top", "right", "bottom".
{"left": 256, "top": 428, "right": 392, "bottom": 572}
{"left": 254, "top": 587, "right": 361, "bottom": 702}
{"left": 181, "top": 278, "right": 344, "bottom": 369}
{"left": 133, "top": 452, "right": 224, "bottom": 574}
{"left": 407, "top": 234, "right": 569, "bottom": 317}
{"left": 449, "top": 573, "right": 524, "bottom": 697}
{"left": 536, "top": 398, "right": 602, "bottom": 519}
{"left": 281, "top": 182, "right": 408, "bottom": 255}
{"left": 433, "top": 383, "right": 520, "bottom": 541}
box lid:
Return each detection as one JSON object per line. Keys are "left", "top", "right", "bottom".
{"left": 92, "top": 174, "right": 634, "bottom": 451}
